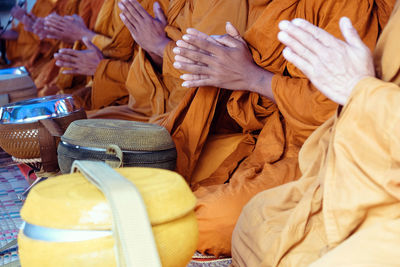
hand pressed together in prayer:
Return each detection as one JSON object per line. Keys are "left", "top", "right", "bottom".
{"left": 54, "top": 37, "right": 103, "bottom": 76}
{"left": 173, "top": 22, "right": 275, "bottom": 100}
{"left": 278, "top": 17, "right": 375, "bottom": 105}
{"left": 118, "top": 0, "right": 170, "bottom": 67}
{"left": 32, "top": 18, "right": 47, "bottom": 40}
{"left": 11, "top": 6, "right": 35, "bottom": 32}
{"left": 44, "top": 13, "right": 95, "bottom": 44}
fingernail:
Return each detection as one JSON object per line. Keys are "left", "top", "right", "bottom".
{"left": 341, "top": 17, "right": 352, "bottom": 27}
{"left": 277, "top": 31, "right": 289, "bottom": 42}
{"left": 182, "top": 82, "right": 189, "bottom": 87}
{"left": 176, "top": 40, "right": 185, "bottom": 46}
{"left": 173, "top": 47, "right": 180, "bottom": 54}
{"left": 173, "top": 62, "right": 181, "bottom": 68}
{"left": 182, "top": 35, "right": 190, "bottom": 41}
{"left": 118, "top": 3, "right": 124, "bottom": 9}
{"left": 282, "top": 47, "right": 292, "bottom": 58}
{"left": 180, "top": 74, "right": 185, "bottom": 79}
{"left": 278, "top": 20, "right": 290, "bottom": 30}
{"left": 292, "top": 19, "right": 304, "bottom": 26}
{"left": 55, "top": 61, "right": 61, "bottom": 66}
{"left": 120, "top": 14, "right": 126, "bottom": 21}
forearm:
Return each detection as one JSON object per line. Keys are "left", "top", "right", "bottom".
{"left": 248, "top": 66, "right": 275, "bottom": 102}
{"left": 0, "top": 30, "right": 18, "bottom": 40}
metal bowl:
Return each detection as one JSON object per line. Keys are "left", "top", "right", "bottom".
{"left": 0, "top": 95, "right": 77, "bottom": 124}
{"left": 0, "top": 66, "right": 29, "bottom": 80}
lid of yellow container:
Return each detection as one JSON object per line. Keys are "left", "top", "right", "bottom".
{"left": 21, "top": 168, "right": 196, "bottom": 230}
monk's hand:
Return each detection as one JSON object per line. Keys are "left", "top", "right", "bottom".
{"left": 54, "top": 37, "right": 104, "bottom": 76}
{"left": 118, "top": 0, "right": 170, "bottom": 64}
{"left": 10, "top": 6, "right": 26, "bottom": 21}
{"left": 173, "top": 22, "right": 273, "bottom": 97}
{"left": 32, "top": 17, "right": 47, "bottom": 40}
{"left": 12, "top": 7, "right": 36, "bottom": 32}
{"left": 278, "top": 17, "right": 375, "bottom": 105}
{"left": 44, "top": 13, "right": 95, "bottom": 43}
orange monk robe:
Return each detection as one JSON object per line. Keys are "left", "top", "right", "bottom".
{"left": 6, "top": 0, "right": 82, "bottom": 94}
{"left": 89, "top": 0, "right": 248, "bottom": 122}
{"left": 38, "top": 0, "right": 105, "bottom": 97}
{"left": 160, "top": 0, "right": 395, "bottom": 256}
{"left": 232, "top": 4, "right": 400, "bottom": 265}
{"left": 56, "top": 0, "right": 148, "bottom": 110}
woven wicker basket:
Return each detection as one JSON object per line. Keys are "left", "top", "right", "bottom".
{"left": 0, "top": 110, "right": 86, "bottom": 171}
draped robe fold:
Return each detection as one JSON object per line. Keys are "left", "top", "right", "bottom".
{"left": 90, "top": 0, "right": 393, "bottom": 256}
{"left": 232, "top": 2, "right": 400, "bottom": 265}
{"left": 89, "top": 0, "right": 248, "bottom": 120}
{"left": 161, "top": 0, "right": 394, "bottom": 256}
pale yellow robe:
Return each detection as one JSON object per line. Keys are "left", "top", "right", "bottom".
{"left": 231, "top": 2, "right": 400, "bottom": 266}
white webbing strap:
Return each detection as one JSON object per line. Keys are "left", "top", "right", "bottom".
{"left": 71, "top": 160, "right": 161, "bottom": 267}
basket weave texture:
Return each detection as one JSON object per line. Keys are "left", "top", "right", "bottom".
{"left": 0, "top": 110, "right": 87, "bottom": 171}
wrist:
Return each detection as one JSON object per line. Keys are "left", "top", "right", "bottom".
{"left": 248, "top": 66, "right": 275, "bottom": 101}
{"left": 81, "top": 30, "right": 96, "bottom": 42}
{"left": 154, "top": 37, "right": 171, "bottom": 58}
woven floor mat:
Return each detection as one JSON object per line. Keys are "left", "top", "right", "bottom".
{"left": 187, "top": 252, "right": 232, "bottom": 266}
{"left": 0, "top": 165, "right": 28, "bottom": 266}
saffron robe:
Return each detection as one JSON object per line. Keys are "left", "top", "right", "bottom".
{"left": 6, "top": 0, "right": 81, "bottom": 95}
{"left": 232, "top": 3, "right": 400, "bottom": 265}
{"left": 89, "top": 0, "right": 248, "bottom": 121}
{"left": 164, "top": 0, "right": 394, "bottom": 256}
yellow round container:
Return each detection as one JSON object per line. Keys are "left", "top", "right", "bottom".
{"left": 18, "top": 168, "right": 198, "bottom": 267}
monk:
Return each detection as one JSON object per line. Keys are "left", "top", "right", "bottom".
{"left": 51, "top": 0, "right": 164, "bottom": 110}
{"left": 169, "top": 0, "right": 394, "bottom": 256}
{"left": 232, "top": 6, "right": 400, "bottom": 265}
{"left": 5, "top": 0, "right": 82, "bottom": 94}
{"left": 89, "top": 0, "right": 248, "bottom": 121}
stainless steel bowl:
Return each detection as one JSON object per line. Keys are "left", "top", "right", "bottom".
{"left": 0, "top": 95, "right": 77, "bottom": 124}
{"left": 0, "top": 66, "right": 28, "bottom": 76}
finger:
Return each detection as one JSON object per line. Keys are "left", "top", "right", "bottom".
{"left": 57, "top": 48, "right": 81, "bottom": 57}
{"left": 120, "top": 13, "right": 137, "bottom": 35}
{"left": 119, "top": 3, "right": 139, "bottom": 27}
{"left": 278, "top": 31, "right": 320, "bottom": 65}
{"left": 182, "top": 34, "right": 223, "bottom": 55}
{"left": 213, "top": 34, "right": 242, "bottom": 48}
{"left": 339, "top": 17, "right": 366, "bottom": 49}
{"left": 176, "top": 40, "right": 212, "bottom": 56}
{"left": 62, "top": 69, "right": 82, "bottom": 75}
{"left": 82, "top": 37, "right": 100, "bottom": 53}
{"left": 181, "top": 79, "right": 214, "bottom": 88}
{"left": 176, "top": 40, "right": 199, "bottom": 51}
{"left": 186, "top": 28, "right": 220, "bottom": 45}
{"left": 54, "top": 53, "right": 78, "bottom": 63}
{"left": 289, "top": 18, "right": 337, "bottom": 47}
{"left": 281, "top": 47, "right": 313, "bottom": 77}
{"left": 180, "top": 73, "right": 210, "bottom": 81}
{"left": 153, "top": 2, "right": 167, "bottom": 26}
{"left": 173, "top": 46, "right": 213, "bottom": 65}
{"left": 278, "top": 20, "right": 326, "bottom": 59}
{"left": 173, "top": 61, "right": 212, "bottom": 75}
{"left": 174, "top": 55, "right": 196, "bottom": 64}
{"left": 225, "top": 21, "right": 246, "bottom": 44}
{"left": 56, "top": 60, "right": 77, "bottom": 68}
{"left": 122, "top": 0, "right": 150, "bottom": 20}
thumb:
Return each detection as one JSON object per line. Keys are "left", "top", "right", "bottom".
{"left": 82, "top": 37, "right": 100, "bottom": 52}
{"left": 225, "top": 22, "right": 245, "bottom": 43}
{"left": 153, "top": 2, "right": 167, "bottom": 26}
{"left": 340, "top": 17, "right": 365, "bottom": 48}
{"left": 214, "top": 34, "right": 240, "bottom": 48}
